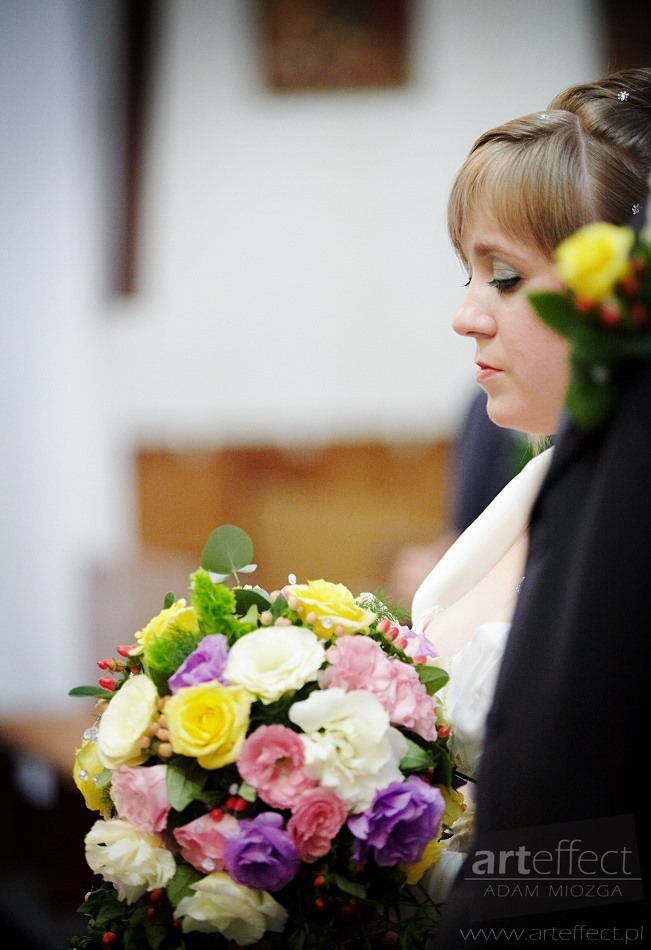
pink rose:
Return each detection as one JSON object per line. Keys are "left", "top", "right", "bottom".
{"left": 320, "top": 636, "right": 437, "bottom": 740}
{"left": 382, "top": 660, "right": 438, "bottom": 740}
{"left": 110, "top": 764, "right": 171, "bottom": 834}
{"left": 173, "top": 811, "right": 240, "bottom": 873}
{"left": 287, "top": 787, "right": 348, "bottom": 862}
{"left": 320, "top": 635, "right": 385, "bottom": 691}
{"left": 237, "top": 724, "right": 317, "bottom": 809}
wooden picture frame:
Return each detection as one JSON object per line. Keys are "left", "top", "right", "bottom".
{"left": 261, "top": 0, "right": 410, "bottom": 92}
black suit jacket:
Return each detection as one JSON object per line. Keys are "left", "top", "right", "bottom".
{"left": 433, "top": 362, "right": 650, "bottom": 946}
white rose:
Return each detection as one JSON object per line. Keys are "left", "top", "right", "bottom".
{"left": 288, "top": 687, "right": 407, "bottom": 813}
{"left": 175, "top": 872, "right": 288, "bottom": 946}
{"left": 224, "top": 626, "right": 326, "bottom": 704}
{"left": 85, "top": 817, "right": 176, "bottom": 903}
{"left": 97, "top": 674, "right": 159, "bottom": 769}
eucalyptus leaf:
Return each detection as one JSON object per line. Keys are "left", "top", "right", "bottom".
{"left": 200, "top": 525, "right": 254, "bottom": 577}
{"left": 234, "top": 586, "right": 271, "bottom": 614}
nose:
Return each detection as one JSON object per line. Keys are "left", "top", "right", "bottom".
{"left": 452, "top": 284, "right": 496, "bottom": 338}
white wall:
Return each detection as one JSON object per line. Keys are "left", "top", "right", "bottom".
{"left": 1, "top": 0, "right": 123, "bottom": 714}
{"left": 106, "top": 0, "right": 605, "bottom": 445}
{"left": 0, "top": 0, "right": 603, "bottom": 714}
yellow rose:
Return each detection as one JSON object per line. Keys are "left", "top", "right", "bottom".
{"left": 73, "top": 738, "right": 112, "bottom": 818}
{"left": 402, "top": 785, "right": 466, "bottom": 884}
{"left": 555, "top": 222, "right": 635, "bottom": 303}
{"left": 403, "top": 837, "right": 447, "bottom": 884}
{"left": 97, "top": 674, "right": 158, "bottom": 769}
{"left": 284, "top": 579, "right": 377, "bottom": 639}
{"left": 439, "top": 784, "right": 466, "bottom": 829}
{"left": 131, "top": 599, "right": 199, "bottom": 656}
{"left": 165, "top": 682, "right": 252, "bottom": 769}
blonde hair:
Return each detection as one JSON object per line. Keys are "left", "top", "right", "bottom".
{"left": 448, "top": 67, "right": 651, "bottom": 262}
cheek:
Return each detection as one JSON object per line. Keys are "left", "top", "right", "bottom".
{"left": 528, "top": 323, "right": 570, "bottom": 389}
{"left": 518, "top": 323, "right": 571, "bottom": 431}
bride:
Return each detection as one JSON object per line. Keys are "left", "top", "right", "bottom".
{"left": 410, "top": 66, "right": 651, "bottom": 893}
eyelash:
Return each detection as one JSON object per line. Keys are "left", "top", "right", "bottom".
{"left": 489, "top": 276, "right": 522, "bottom": 294}
{"left": 463, "top": 275, "right": 522, "bottom": 293}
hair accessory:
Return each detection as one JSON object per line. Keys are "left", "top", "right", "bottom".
{"left": 538, "top": 112, "right": 550, "bottom": 119}
{"left": 632, "top": 203, "right": 641, "bottom": 215}
{"left": 529, "top": 217, "right": 651, "bottom": 430}
{"left": 617, "top": 90, "right": 630, "bottom": 101}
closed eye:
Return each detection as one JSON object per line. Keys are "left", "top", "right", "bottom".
{"left": 489, "top": 275, "right": 522, "bottom": 294}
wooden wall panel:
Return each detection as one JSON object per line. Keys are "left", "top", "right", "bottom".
{"left": 135, "top": 440, "right": 452, "bottom": 601}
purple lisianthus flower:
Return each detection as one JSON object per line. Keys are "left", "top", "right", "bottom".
{"left": 167, "top": 634, "right": 229, "bottom": 693}
{"left": 347, "top": 777, "right": 445, "bottom": 867}
{"left": 224, "top": 812, "right": 300, "bottom": 892}
{"left": 398, "top": 626, "right": 439, "bottom": 662}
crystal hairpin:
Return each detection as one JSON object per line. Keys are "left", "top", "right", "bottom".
{"left": 617, "top": 90, "right": 630, "bottom": 101}
{"left": 538, "top": 112, "right": 550, "bottom": 120}
{"left": 632, "top": 203, "right": 641, "bottom": 215}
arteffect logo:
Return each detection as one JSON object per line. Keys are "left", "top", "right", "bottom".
{"left": 463, "top": 815, "right": 643, "bottom": 921}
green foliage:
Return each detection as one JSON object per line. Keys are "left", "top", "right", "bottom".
{"left": 417, "top": 664, "right": 449, "bottom": 695}
{"left": 358, "top": 588, "right": 410, "bottom": 626}
{"left": 190, "top": 570, "right": 237, "bottom": 628}
{"left": 234, "top": 585, "right": 272, "bottom": 615}
{"left": 200, "top": 524, "right": 255, "bottom": 579}
{"left": 68, "top": 685, "right": 115, "bottom": 700}
{"left": 166, "top": 862, "right": 202, "bottom": 906}
{"left": 399, "top": 736, "right": 437, "bottom": 773}
{"left": 144, "top": 623, "right": 205, "bottom": 695}
{"left": 165, "top": 756, "right": 212, "bottom": 812}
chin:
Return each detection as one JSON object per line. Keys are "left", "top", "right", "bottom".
{"left": 486, "top": 398, "right": 556, "bottom": 436}
{"left": 485, "top": 401, "right": 519, "bottom": 431}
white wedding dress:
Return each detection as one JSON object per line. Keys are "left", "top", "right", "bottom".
{"left": 411, "top": 447, "right": 553, "bottom": 901}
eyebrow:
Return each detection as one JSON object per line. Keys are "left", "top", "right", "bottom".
{"left": 466, "top": 240, "right": 532, "bottom": 269}
{"left": 473, "top": 241, "right": 518, "bottom": 259}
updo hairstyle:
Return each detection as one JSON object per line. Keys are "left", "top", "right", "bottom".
{"left": 448, "top": 67, "right": 651, "bottom": 263}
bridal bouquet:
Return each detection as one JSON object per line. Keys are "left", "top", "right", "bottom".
{"left": 69, "top": 526, "right": 462, "bottom": 949}
{"left": 530, "top": 214, "right": 651, "bottom": 429}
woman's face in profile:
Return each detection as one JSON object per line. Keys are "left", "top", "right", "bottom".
{"left": 452, "top": 212, "right": 570, "bottom": 436}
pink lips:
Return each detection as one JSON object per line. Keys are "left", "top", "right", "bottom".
{"left": 476, "top": 361, "right": 501, "bottom": 384}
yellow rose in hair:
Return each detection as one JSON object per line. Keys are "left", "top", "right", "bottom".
{"left": 555, "top": 222, "right": 635, "bottom": 303}
{"left": 165, "top": 682, "right": 252, "bottom": 769}
{"left": 284, "top": 579, "right": 377, "bottom": 639}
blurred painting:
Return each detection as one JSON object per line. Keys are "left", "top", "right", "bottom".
{"left": 262, "top": 0, "right": 411, "bottom": 92}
